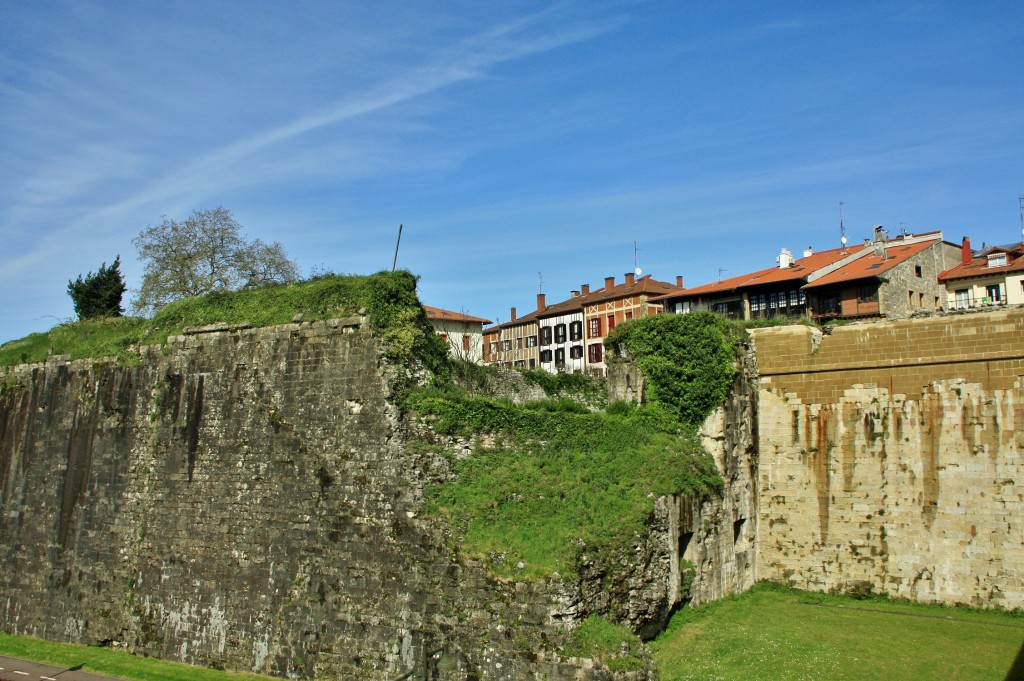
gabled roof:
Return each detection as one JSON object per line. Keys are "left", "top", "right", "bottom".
{"left": 939, "top": 242, "right": 1024, "bottom": 283}
{"left": 545, "top": 274, "right": 677, "bottom": 317}
{"left": 653, "top": 244, "right": 867, "bottom": 301}
{"left": 422, "top": 305, "right": 491, "bottom": 325}
{"left": 803, "top": 239, "right": 940, "bottom": 289}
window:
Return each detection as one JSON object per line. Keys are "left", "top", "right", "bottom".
{"left": 750, "top": 294, "right": 765, "bottom": 313}
{"left": 489, "top": 342, "right": 498, "bottom": 353}
{"left": 857, "top": 287, "right": 877, "bottom": 303}
{"left": 570, "top": 345, "right": 583, "bottom": 359}
{"left": 569, "top": 320, "right": 583, "bottom": 341}
{"left": 674, "top": 301, "right": 691, "bottom": 314}
{"left": 462, "top": 335, "right": 471, "bottom": 352}
{"left": 526, "top": 335, "right": 538, "bottom": 347}
{"left": 587, "top": 317, "right": 602, "bottom": 338}
{"left": 540, "top": 349, "right": 553, "bottom": 363}
{"left": 587, "top": 343, "right": 603, "bottom": 363}
{"left": 955, "top": 289, "right": 970, "bottom": 309}
{"left": 788, "top": 290, "right": 801, "bottom": 307}
{"left": 915, "top": 265, "right": 923, "bottom": 277}
{"left": 625, "top": 310, "right": 633, "bottom": 320}
{"left": 516, "top": 337, "right": 523, "bottom": 349}
{"left": 502, "top": 339, "right": 511, "bottom": 351}
{"left": 554, "top": 323, "right": 567, "bottom": 343}
{"left": 606, "top": 314, "right": 616, "bottom": 332}
{"left": 554, "top": 348, "right": 565, "bottom": 366}
{"left": 529, "top": 358, "right": 536, "bottom": 369}
{"left": 514, "top": 360, "right": 525, "bottom": 368}
{"left": 539, "top": 326, "right": 553, "bottom": 345}
{"left": 988, "top": 253, "right": 1007, "bottom": 267}
{"left": 986, "top": 284, "right": 1003, "bottom": 303}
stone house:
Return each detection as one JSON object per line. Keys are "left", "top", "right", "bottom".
{"left": 939, "top": 237, "right": 1024, "bottom": 309}
{"left": 655, "top": 228, "right": 960, "bottom": 322}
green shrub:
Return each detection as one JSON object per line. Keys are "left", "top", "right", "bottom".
{"left": 605, "top": 312, "right": 741, "bottom": 427}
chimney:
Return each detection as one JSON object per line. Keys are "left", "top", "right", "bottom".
{"left": 510, "top": 306, "right": 517, "bottom": 322}
{"left": 625, "top": 272, "right": 635, "bottom": 285}
{"left": 581, "top": 284, "right": 590, "bottom": 295}
{"left": 803, "top": 246, "right": 813, "bottom": 258}
{"left": 604, "top": 276, "right": 615, "bottom": 289}
{"left": 571, "top": 290, "right": 580, "bottom": 298}
{"left": 961, "top": 236, "right": 973, "bottom": 265}
{"left": 778, "top": 248, "right": 794, "bottom": 269}
{"left": 676, "top": 275, "right": 684, "bottom": 288}
{"left": 536, "top": 293, "right": 546, "bottom": 312}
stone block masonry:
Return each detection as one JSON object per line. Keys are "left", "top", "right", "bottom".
{"left": 0, "top": 318, "right": 647, "bottom": 680}
{"left": 752, "top": 310, "right": 1024, "bottom": 607}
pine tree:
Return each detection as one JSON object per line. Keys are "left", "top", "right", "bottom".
{"left": 67, "top": 256, "right": 127, "bottom": 319}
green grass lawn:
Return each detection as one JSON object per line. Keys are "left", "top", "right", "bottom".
{"left": 0, "top": 633, "right": 271, "bottom": 681}
{"left": 650, "top": 583, "right": 1024, "bottom": 681}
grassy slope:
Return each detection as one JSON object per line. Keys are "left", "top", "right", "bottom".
{"left": 0, "top": 633, "right": 270, "bottom": 681}
{"left": 650, "top": 583, "right": 1024, "bottom": 681}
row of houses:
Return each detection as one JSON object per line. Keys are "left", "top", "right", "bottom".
{"left": 424, "top": 226, "right": 1024, "bottom": 374}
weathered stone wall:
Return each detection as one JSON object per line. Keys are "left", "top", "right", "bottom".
{"left": 606, "top": 353, "right": 758, "bottom": 620}
{"left": 752, "top": 309, "right": 1024, "bottom": 607}
{"left": 0, "top": 319, "right": 652, "bottom": 680}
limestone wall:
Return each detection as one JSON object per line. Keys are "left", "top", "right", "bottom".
{"left": 0, "top": 319, "right": 651, "bottom": 680}
{"left": 752, "top": 310, "right": 1024, "bottom": 607}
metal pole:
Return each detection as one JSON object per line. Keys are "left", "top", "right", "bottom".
{"left": 392, "top": 224, "right": 404, "bottom": 271}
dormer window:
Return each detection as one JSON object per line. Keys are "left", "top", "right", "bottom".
{"left": 987, "top": 253, "right": 1007, "bottom": 267}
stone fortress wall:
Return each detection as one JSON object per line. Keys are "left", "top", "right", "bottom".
{"left": 751, "top": 309, "right": 1024, "bottom": 607}
{"left": 1, "top": 306, "right": 1021, "bottom": 680}
{"left": 0, "top": 319, "right": 657, "bottom": 680}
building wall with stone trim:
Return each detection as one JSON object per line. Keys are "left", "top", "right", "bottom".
{"left": 751, "top": 309, "right": 1024, "bottom": 607}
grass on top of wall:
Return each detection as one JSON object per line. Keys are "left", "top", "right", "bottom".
{"left": 0, "top": 632, "right": 271, "bottom": 681}
{"left": 649, "top": 582, "right": 1024, "bottom": 680}
{"left": 0, "top": 271, "right": 447, "bottom": 377}
{"left": 411, "top": 393, "right": 722, "bottom": 579}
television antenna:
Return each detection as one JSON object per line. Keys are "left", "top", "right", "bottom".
{"left": 839, "top": 201, "right": 848, "bottom": 254}
{"left": 538, "top": 272, "right": 544, "bottom": 294}
{"left": 633, "top": 240, "right": 642, "bottom": 276}
{"left": 1019, "top": 195, "right": 1023, "bottom": 239}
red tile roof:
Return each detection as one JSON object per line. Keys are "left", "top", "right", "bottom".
{"left": 422, "top": 305, "right": 492, "bottom": 325}
{"left": 938, "top": 242, "right": 1024, "bottom": 282}
{"left": 804, "top": 239, "right": 938, "bottom": 289}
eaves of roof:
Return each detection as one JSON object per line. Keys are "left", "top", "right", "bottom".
{"left": 939, "top": 244, "right": 1024, "bottom": 282}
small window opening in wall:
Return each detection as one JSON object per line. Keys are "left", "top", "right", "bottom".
{"left": 915, "top": 265, "right": 923, "bottom": 277}
{"left": 733, "top": 518, "right": 746, "bottom": 545}
{"left": 626, "top": 373, "right": 632, "bottom": 388}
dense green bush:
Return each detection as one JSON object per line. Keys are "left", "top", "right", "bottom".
{"left": 67, "top": 257, "right": 127, "bottom": 319}
{"left": 605, "top": 312, "right": 741, "bottom": 428}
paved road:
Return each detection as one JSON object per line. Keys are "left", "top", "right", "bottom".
{"left": 0, "top": 656, "right": 126, "bottom": 681}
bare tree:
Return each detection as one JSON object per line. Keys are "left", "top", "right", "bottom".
{"left": 131, "top": 207, "right": 299, "bottom": 315}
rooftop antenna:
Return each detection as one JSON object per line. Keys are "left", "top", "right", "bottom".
{"left": 391, "top": 224, "right": 403, "bottom": 271}
{"left": 1019, "top": 195, "right": 1024, "bottom": 240}
{"left": 538, "top": 272, "right": 544, "bottom": 294}
{"left": 839, "top": 201, "right": 848, "bottom": 254}
{"left": 633, "top": 240, "right": 643, "bottom": 276}
{"left": 718, "top": 267, "right": 727, "bottom": 282}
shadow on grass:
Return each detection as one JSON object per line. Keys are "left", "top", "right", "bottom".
{"left": 1007, "top": 641, "right": 1024, "bottom": 681}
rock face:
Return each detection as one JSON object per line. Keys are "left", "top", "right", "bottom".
{"left": 602, "top": 351, "right": 759, "bottom": 635}
{"left": 0, "top": 319, "right": 655, "bottom": 680}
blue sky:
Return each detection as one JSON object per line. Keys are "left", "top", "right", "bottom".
{"left": 2, "top": 1, "right": 1022, "bottom": 343}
